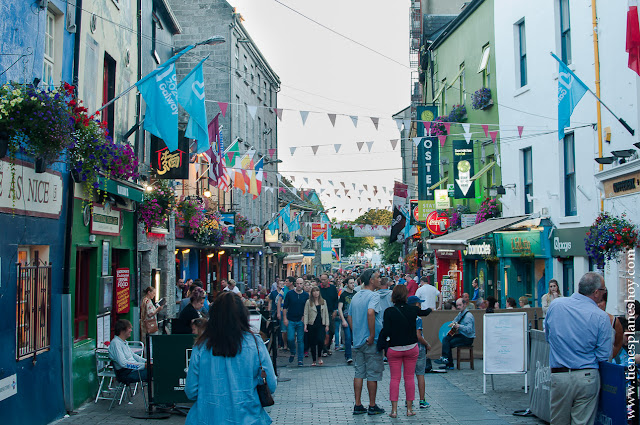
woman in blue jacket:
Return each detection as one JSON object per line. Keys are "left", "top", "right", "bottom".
{"left": 185, "top": 292, "right": 277, "bottom": 424}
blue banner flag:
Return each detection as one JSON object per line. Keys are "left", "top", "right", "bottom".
{"left": 268, "top": 219, "right": 279, "bottom": 233}
{"left": 135, "top": 47, "right": 193, "bottom": 151}
{"left": 287, "top": 214, "right": 300, "bottom": 233}
{"left": 551, "top": 52, "right": 589, "bottom": 140}
{"left": 279, "top": 203, "right": 291, "bottom": 227}
{"left": 178, "top": 56, "right": 209, "bottom": 153}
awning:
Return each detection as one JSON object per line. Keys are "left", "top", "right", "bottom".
{"left": 283, "top": 254, "right": 304, "bottom": 264}
{"left": 175, "top": 239, "right": 212, "bottom": 249}
{"left": 302, "top": 250, "right": 316, "bottom": 258}
{"left": 97, "top": 176, "right": 144, "bottom": 202}
{"left": 426, "top": 215, "right": 531, "bottom": 251}
{"left": 470, "top": 161, "right": 496, "bottom": 181}
{"left": 428, "top": 175, "right": 449, "bottom": 191}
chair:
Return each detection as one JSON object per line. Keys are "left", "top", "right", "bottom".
{"left": 455, "top": 345, "right": 474, "bottom": 370}
{"left": 95, "top": 349, "right": 116, "bottom": 403}
{"left": 109, "top": 367, "right": 148, "bottom": 410}
{"left": 126, "top": 341, "right": 145, "bottom": 395}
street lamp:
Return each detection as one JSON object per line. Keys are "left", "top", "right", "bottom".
{"left": 174, "top": 35, "right": 226, "bottom": 54}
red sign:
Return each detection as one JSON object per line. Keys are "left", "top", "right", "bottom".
{"left": 426, "top": 211, "right": 450, "bottom": 235}
{"left": 115, "top": 268, "right": 130, "bottom": 314}
{"left": 311, "top": 223, "right": 328, "bottom": 240}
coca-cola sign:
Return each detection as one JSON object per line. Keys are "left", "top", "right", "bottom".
{"left": 426, "top": 211, "right": 450, "bottom": 235}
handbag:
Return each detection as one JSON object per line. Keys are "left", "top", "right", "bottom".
{"left": 253, "top": 333, "right": 274, "bottom": 407}
{"left": 142, "top": 299, "right": 159, "bottom": 334}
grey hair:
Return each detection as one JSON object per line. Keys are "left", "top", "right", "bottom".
{"left": 578, "top": 272, "right": 603, "bottom": 296}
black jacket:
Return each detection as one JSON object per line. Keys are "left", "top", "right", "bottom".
{"left": 174, "top": 303, "right": 201, "bottom": 334}
{"left": 380, "top": 303, "right": 432, "bottom": 348}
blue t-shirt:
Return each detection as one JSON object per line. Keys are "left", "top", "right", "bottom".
{"left": 283, "top": 290, "right": 309, "bottom": 322}
{"left": 350, "top": 289, "right": 381, "bottom": 349}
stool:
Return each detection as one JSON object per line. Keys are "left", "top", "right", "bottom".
{"left": 455, "top": 346, "right": 474, "bottom": 370}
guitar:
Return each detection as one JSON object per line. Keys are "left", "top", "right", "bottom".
{"left": 446, "top": 311, "right": 468, "bottom": 337}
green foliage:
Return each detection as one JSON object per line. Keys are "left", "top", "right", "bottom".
{"left": 354, "top": 209, "right": 392, "bottom": 225}
{"left": 379, "top": 237, "right": 403, "bottom": 265}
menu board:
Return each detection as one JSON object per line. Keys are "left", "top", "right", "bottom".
{"left": 483, "top": 312, "right": 527, "bottom": 374}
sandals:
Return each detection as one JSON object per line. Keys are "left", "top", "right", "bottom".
{"left": 407, "top": 409, "right": 416, "bottom": 417}
{"left": 318, "top": 359, "right": 324, "bottom": 366}
{"left": 389, "top": 412, "right": 398, "bottom": 418}
{"left": 311, "top": 362, "right": 317, "bottom": 366}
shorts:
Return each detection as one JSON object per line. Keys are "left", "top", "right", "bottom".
{"left": 280, "top": 319, "right": 287, "bottom": 332}
{"left": 415, "top": 345, "right": 427, "bottom": 375}
{"left": 353, "top": 343, "right": 384, "bottom": 381}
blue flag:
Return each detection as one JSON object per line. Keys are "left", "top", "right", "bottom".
{"left": 178, "top": 56, "right": 209, "bottom": 153}
{"left": 279, "top": 203, "right": 291, "bottom": 227}
{"left": 268, "top": 219, "right": 279, "bottom": 233}
{"left": 287, "top": 214, "right": 300, "bottom": 233}
{"left": 552, "top": 52, "right": 589, "bottom": 140}
{"left": 136, "top": 47, "right": 193, "bottom": 151}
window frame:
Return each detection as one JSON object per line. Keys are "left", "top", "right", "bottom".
{"left": 43, "top": 10, "right": 55, "bottom": 86}
{"left": 563, "top": 133, "right": 577, "bottom": 216}
{"left": 559, "top": 0, "right": 572, "bottom": 64}
{"left": 517, "top": 20, "right": 527, "bottom": 87}
{"left": 17, "top": 253, "right": 52, "bottom": 360}
{"left": 562, "top": 258, "right": 574, "bottom": 297}
{"left": 523, "top": 147, "right": 533, "bottom": 214}
{"left": 478, "top": 44, "right": 491, "bottom": 88}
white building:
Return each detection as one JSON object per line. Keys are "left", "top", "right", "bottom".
{"left": 493, "top": 0, "right": 639, "bottom": 315}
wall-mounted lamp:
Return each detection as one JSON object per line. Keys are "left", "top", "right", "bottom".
{"left": 594, "top": 156, "right": 615, "bottom": 165}
{"left": 182, "top": 249, "right": 190, "bottom": 254}
{"left": 203, "top": 190, "right": 212, "bottom": 198}
{"left": 218, "top": 250, "right": 225, "bottom": 255}
{"left": 207, "top": 253, "right": 215, "bottom": 258}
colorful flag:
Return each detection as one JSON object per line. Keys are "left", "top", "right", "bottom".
{"left": 628, "top": 1, "right": 640, "bottom": 76}
{"left": 551, "top": 52, "right": 589, "bottom": 140}
{"left": 135, "top": 47, "right": 193, "bottom": 151}
{"left": 255, "top": 157, "right": 264, "bottom": 194}
{"left": 287, "top": 214, "right": 300, "bottom": 232}
{"left": 177, "top": 56, "right": 209, "bottom": 153}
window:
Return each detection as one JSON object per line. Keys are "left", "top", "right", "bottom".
{"left": 517, "top": 20, "right": 527, "bottom": 87}
{"left": 478, "top": 44, "right": 491, "bottom": 88}
{"left": 151, "top": 12, "right": 162, "bottom": 64}
{"left": 43, "top": 10, "right": 55, "bottom": 86}
{"left": 559, "top": 0, "right": 571, "bottom": 64}
{"left": 235, "top": 44, "right": 240, "bottom": 72}
{"left": 102, "top": 53, "right": 117, "bottom": 138}
{"left": 16, "top": 247, "right": 52, "bottom": 359}
{"left": 257, "top": 74, "right": 261, "bottom": 98}
{"left": 440, "top": 78, "right": 447, "bottom": 114}
{"left": 485, "top": 154, "right": 495, "bottom": 190}
{"left": 74, "top": 249, "right": 91, "bottom": 341}
{"left": 263, "top": 81, "right": 267, "bottom": 101}
{"left": 563, "top": 133, "right": 576, "bottom": 216}
{"left": 562, "top": 258, "right": 574, "bottom": 296}
{"left": 523, "top": 147, "right": 533, "bottom": 214}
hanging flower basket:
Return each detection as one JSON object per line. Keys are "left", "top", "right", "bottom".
{"left": 475, "top": 198, "right": 500, "bottom": 224}
{"left": 472, "top": 88, "right": 493, "bottom": 110}
{"left": 281, "top": 233, "right": 291, "bottom": 242}
{"left": 430, "top": 116, "right": 449, "bottom": 136}
{"left": 448, "top": 204, "right": 471, "bottom": 231}
{"left": 176, "top": 197, "right": 206, "bottom": 237}
{"left": 235, "top": 214, "right": 251, "bottom": 237}
{"left": 448, "top": 104, "right": 467, "bottom": 123}
{"left": 194, "top": 212, "right": 227, "bottom": 246}
{"left": 585, "top": 212, "right": 638, "bottom": 267}
{"left": 138, "top": 180, "right": 176, "bottom": 231}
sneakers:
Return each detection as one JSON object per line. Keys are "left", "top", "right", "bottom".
{"left": 346, "top": 358, "right": 353, "bottom": 364}
{"left": 337, "top": 345, "right": 345, "bottom": 351}
{"left": 439, "top": 365, "right": 454, "bottom": 370}
{"left": 321, "top": 352, "right": 328, "bottom": 357}
{"left": 289, "top": 355, "right": 294, "bottom": 363}
{"left": 383, "top": 357, "right": 388, "bottom": 364}
{"left": 433, "top": 357, "right": 449, "bottom": 365}
{"left": 419, "top": 399, "right": 430, "bottom": 409}
{"left": 353, "top": 404, "right": 367, "bottom": 415}
{"left": 367, "top": 404, "right": 385, "bottom": 415}
{"left": 298, "top": 360, "right": 304, "bottom": 367}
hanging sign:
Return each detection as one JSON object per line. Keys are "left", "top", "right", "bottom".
{"left": 311, "top": 223, "right": 328, "bottom": 240}
{"left": 220, "top": 212, "right": 236, "bottom": 235}
{"left": 453, "top": 139, "right": 475, "bottom": 198}
{"left": 91, "top": 204, "right": 121, "bottom": 236}
{"left": 115, "top": 268, "right": 130, "bottom": 314}
{"left": 417, "top": 106, "right": 439, "bottom": 200}
{"left": 426, "top": 211, "right": 450, "bottom": 235}
{"left": 434, "top": 189, "right": 450, "bottom": 209}
{"left": 150, "top": 133, "right": 189, "bottom": 179}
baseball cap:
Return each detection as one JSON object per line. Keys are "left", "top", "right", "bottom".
{"left": 407, "top": 295, "right": 424, "bottom": 305}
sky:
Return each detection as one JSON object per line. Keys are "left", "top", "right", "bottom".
{"left": 230, "top": 0, "right": 411, "bottom": 221}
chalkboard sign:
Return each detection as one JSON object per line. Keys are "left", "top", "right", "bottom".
{"left": 483, "top": 312, "right": 528, "bottom": 393}
{"left": 150, "top": 334, "right": 196, "bottom": 404}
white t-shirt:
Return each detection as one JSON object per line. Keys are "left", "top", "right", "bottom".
{"left": 224, "top": 286, "right": 241, "bottom": 294}
{"left": 415, "top": 284, "right": 440, "bottom": 310}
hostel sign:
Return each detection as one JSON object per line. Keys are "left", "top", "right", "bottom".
{"left": 417, "top": 106, "right": 440, "bottom": 200}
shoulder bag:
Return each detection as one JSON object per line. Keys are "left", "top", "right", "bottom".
{"left": 253, "top": 333, "right": 275, "bottom": 407}
{"left": 142, "top": 299, "right": 159, "bottom": 334}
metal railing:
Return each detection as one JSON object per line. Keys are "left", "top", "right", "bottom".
{"left": 16, "top": 262, "right": 52, "bottom": 360}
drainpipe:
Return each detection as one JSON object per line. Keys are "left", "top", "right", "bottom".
{"left": 62, "top": 0, "right": 83, "bottom": 413}
{"left": 591, "top": 0, "right": 604, "bottom": 211}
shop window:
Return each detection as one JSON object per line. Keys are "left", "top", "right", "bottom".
{"left": 74, "top": 249, "right": 92, "bottom": 341}
{"left": 563, "top": 133, "right": 577, "bottom": 216}
{"left": 16, "top": 246, "right": 51, "bottom": 360}
{"left": 523, "top": 147, "right": 533, "bottom": 214}
{"left": 562, "top": 258, "right": 574, "bottom": 296}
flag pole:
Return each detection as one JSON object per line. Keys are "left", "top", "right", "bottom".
{"left": 550, "top": 52, "right": 635, "bottom": 136}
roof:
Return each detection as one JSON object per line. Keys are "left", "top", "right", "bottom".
{"left": 153, "top": 0, "right": 182, "bottom": 34}
{"left": 429, "top": 0, "right": 484, "bottom": 50}
{"left": 426, "top": 215, "right": 531, "bottom": 250}
{"left": 423, "top": 14, "right": 458, "bottom": 41}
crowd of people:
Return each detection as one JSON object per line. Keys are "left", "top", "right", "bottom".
{"left": 105, "top": 268, "right": 633, "bottom": 424}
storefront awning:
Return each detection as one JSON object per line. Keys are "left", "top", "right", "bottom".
{"left": 427, "top": 215, "right": 531, "bottom": 251}
{"left": 283, "top": 254, "right": 304, "bottom": 264}
{"left": 428, "top": 175, "right": 449, "bottom": 191}
{"left": 470, "top": 161, "right": 495, "bottom": 181}
{"left": 175, "top": 239, "right": 213, "bottom": 249}
{"left": 97, "top": 176, "right": 144, "bottom": 202}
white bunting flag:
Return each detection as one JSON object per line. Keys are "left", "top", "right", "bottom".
{"left": 300, "top": 110, "right": 309, "bottom": 125}
{"left": 311, "top": 145, "right": 319, "bottom": 155}
{"left": 366, "top": 141, "right": 374, "bottom": 152}
{"left": 334, "top": 144, "right": 341, "bottom": 153}
{"left": 356, "top": 141, "right": 364, "bottom": 151}
{"left": 371, "top": 117, "right": 379, "bottom": 130}
{"left": 352, "top": 183, "right": 356, "bottom": 189}
{"left": 359, "top": 190, "right": 364, "bottom": 195}
{"left": 291, "top": 176, "right": 296, "bottom": 182}
{"left": 303, "top": 177, "right": 309, "bottom": 184}
{"left": 462, "top": 123, "right": 470, "bottom": 134}
{"left": 247, "top": 105, "right": 258, "bottom": 120}
{"left": 463, "top": 132, "right": 472, "bottom": 144}
{"left": 350, "top": 116, "right": 358, "bottom": 127}
{"left": 390, "top": 139, "right": 399, "bottom": 150}
{"left": 328, "top": 114, "right": 337, "bottom": 127}
{"left": 395, "top": 119, "right": 403, "bottom": 132}
{"left": 290, "top": 147, "right": 296, "bottom": 156}
{"left": 329, "top": 180, "right": 334, "bottom": 186}
{"left": 403, "top": 119, "right": 411, "bottom": 131}
{"left": 413, "top": 137, "right": 421, "bottom": 147}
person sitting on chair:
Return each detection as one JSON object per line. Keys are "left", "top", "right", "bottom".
{"left": 434, "top": 298, "right": 475, "bottom": 370}
{"left": 109, "top": 319, "right": 149, "bottom": 383}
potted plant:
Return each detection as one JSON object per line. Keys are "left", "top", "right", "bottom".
{"left": 235, "top": 214, "right": 251, "bottom": 238}
{"left": 294, "top": 234, "right": 305, "bottom": 243}
{"left": 448, "top": 104, "right": 467, "bottom": 123}
{"left": 176, "top": 197, "right": 206, "bottom": 237}
{"left": 138, "top": 180, "right": 175, "bottom": 232}
{"left": 475, "top": 198, "right": 500, "bottom": 224}
{"left": 0, "top": 82, "right": 75, "bottom": 166}
{"left": 281, "top": 233, "right": 291, "bottom": 242}
{"left": 585, "top": 212, "right": 639, "bottom": 268}
{"left": 472, "top": 87, "right": 493, "bottom": 110}
{"left": 430, "top": 116, "right": 449, "bottom": 136}
{"left": 194, "top": 212, "right": 228, "bottom": 246}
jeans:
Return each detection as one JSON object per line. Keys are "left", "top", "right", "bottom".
{"left": 333, "top": 316, "right": 342, "bottom": 347}
{"left": 343, "top": 322, "right": 353, "bottom": 359}
{"left": 387, "top": 345, "right": 419, "bottom": 402}
{"left": 441, "top": 334, "right": 474, "bottom": 367}
{"left": 287, "top": 320, "right": 305, "bottom": 362}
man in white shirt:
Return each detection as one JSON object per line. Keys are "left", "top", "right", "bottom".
{"left": 415, "top": 276, "right": 440, "bottom": 310}
{"left": 108, "top": 319, "right": 148, "bottom": 383}
{"left": 224, "top": 279, "right": 241, "bottom": 294}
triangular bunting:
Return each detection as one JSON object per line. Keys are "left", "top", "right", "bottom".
{"left": 370, "top": 117, "right": 379, "bottom": 130}
{"left": 340, "top": 182, "right": 346, "bottom": 188}
{"left": 443, "top": 122, "right": 451, "bottom": 134}
{"left": 311, "top": 145, "right": 319, "bottom": 155}
{"left": 350, "top": 116, "right": 358, "bottom": 127}
{"left": 300, "top": 110, "right": 309, "bottom": 125}
{"left": 463, "top": 132, "right": 472, "bottom": 144}
{"left": 489, "top": 130, "right": 498, "bottom": 144}
{"left": 291, "top": 176, "right": 295, "bottom": 182}
{"left": 303, "top": 177, "right": 309, "bottom": 184}
{"left": 356, "top": 141, "right": 364, "bottom": 151}
{"left": 268, "top": 148, "right": 276, "bottom": 158}
{"left": 366, "top": 141, "right": 374, "bottom": 152}
{"left": 518, "top": 125, "right": 524, "bottom": 138}
{"left": 413, "top": 137, "right": 422, "bottom": 147}
{"left": 390, "top": 139, "right": 399, "bottom": 150}
{"left": 316, "top": 179, "right": 322, "bottom": 184}
{"left": 247, "top": 105, "right": 258, "bottom": 120}
{"left": 482, "top": 124, "right": 489, "bottom": 137}
{"left": 403, "top": 120, "right": 411, "bottom": 131}
{"left": 461, "top": 123, "right": 470, "bottom": 134}
{"left": 329, "top": 180, "right": 334, "bottom": 186}
{"left": 218, "top": 102, "right": 228, "bottom": 117}
{"left": 352, "top": 183, "right": 356, "bottom": 189}
{"left": 395, "top": 119, "right": 403, "bottom": 132}
{"left": 334, "top": 144, "right": 341, "bottom": 153}
{"left": 423, "top": 121, "right": 431, "bottom": 132}
{"left": 363, "top": 185, "right": 368, "bottom": 190}
{"left": 328, "top": 114, "right": 337, "bottom": 126}
{"left": 438, "top": 134, "right": 447, "bottom": 147}
{"left": 290, "top": 147, "right": 296, "bottom": 156}
{"left": 273, "top": 108, "right": 283, "bottom": 121}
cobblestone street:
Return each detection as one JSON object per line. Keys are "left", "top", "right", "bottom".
{"left": 53, "top": 349, "right": 546, "bottom": 425}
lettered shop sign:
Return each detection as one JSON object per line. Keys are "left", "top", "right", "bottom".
{"left": 0, "top": 159, "right": 63, "bottom": 219}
